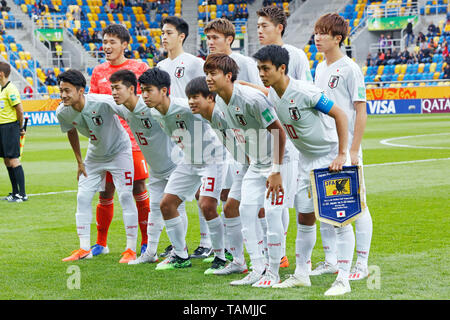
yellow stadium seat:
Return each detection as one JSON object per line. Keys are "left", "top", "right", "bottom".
{"left": 15, "top": 60, "right": 21, "bottom": 69}
{"left": 430, "top": 62, "right": 437, "bottom": 73}
{"left": 374, "top": 74, "right": 381, "bottom": 82}
{"left": 21, "top": 4, "right": 27, "bottom": 12}
{"left": 0, "top": 43, "right": 5, "bottom": 52}
{"left": 241, "top": 25, "right": 246, "bottom": 33}
{"left": 54, "top": 68, "right": 60, "bottom": 76}
{"left": 100, "top": 20, "right": 107, "bottom": 29}
{"left": 418, "top": 63, "right": 424, "bottom": 73}
{"left": 53, "top": 86, "right": 60, "bottom": 94}
{"left": 1, "top": 51, "right": 7, "bottom": 60}
{"left": 26, "top": 77, "right": 33, "bottom": 86}
{"left": 309, "top": 60, "right": 314, "bottom": 69}
{"left": 117, "top": 13, "right": 124, "bottom": 22}
{"left": 10, "top": 43, "right": 17, "bottom": 52}
{"left": 307, "top": 52, "right": 312, "bottom": 59}
{"left": 433, "top": 72, "right": 440, "bottom": 79}
{"left": 377, "top": 65, "right": 384, "bottom": 75}
{"left": 19, "top": 51, "right": 25, "bottom": 60}
{"left": 47, "top": 86, "right": 54, "bottom": 95}
{"left": 400, "top": 64, "right": 407, "bottom": 73}
{"left": 419, "top": 82, "right": 426, "bottom": 86}
{"left": 362, "top": 65, "right": 368, "bottom": 75}
{"left": 397, "top": 73, "right": 404, "bottom": 81}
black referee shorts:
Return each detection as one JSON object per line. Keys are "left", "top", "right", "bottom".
{"left": 0, "top": 121, "right": 20, "bottom": 159}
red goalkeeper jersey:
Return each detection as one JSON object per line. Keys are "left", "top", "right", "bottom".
{"left": 90, "top": 59, "right": 149, "bottom": 152}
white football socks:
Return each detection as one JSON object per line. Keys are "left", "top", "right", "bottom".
{"left": 295, "top": 223, "right": 316, "bottom": 276}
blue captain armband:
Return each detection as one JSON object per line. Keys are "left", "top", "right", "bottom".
{"left": 314, "top": 94, "right": 334, "bottom": 114}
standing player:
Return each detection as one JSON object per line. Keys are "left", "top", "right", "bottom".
{"left": 0, "top": 62, "right": 27, "bottom": 203}
{"left": 312, "top": 13, "right": 373, "bottom": 281}
{"left": 157, "top": 16, "right": 212, "bottom": 258}
{"left": 186, "top": 76, "right": 249, "bottom": 275}
{"left": 205, "top": 18, "right": 263, "bottom": 86}
{"left": 56, "top": 70, "right": 138, "bottom": 263}
{"left": 139, "top": 68, "right": 228, "bottom": 274}
{"left": 204, "top": 17, "right": 270, "bottom": 266}
{"left": 204, "top": 53, "right": 297, "bottom": 288}
{"left": 89, "top": 24, "right": 150, "bottom": 257}
{"left": 256, "top": 6, "right": 312, "bottom": 82}
{"left": 106, "top": 70, "right": 185, "bottom": 264}
{"left": 253, "top": 45, "right": 354, "bottom": 296}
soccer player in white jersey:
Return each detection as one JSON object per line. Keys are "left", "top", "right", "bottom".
{"left": 56, "top": 70, "right": 138, "bottom": 263}
{"left": 204, "top": 53, "right": 298, "bottom": 288}
{"left": 256, "top": 5, "right": 313, "bottom": 82}
{"left": 253, "top": 45, "right": 355, "bottom": 296}
{"left": 186, "top": 76, "right": 250, "bottom": 275}
{"left": 105, "top": 69, "right": 186, "bottom": 265}
{"left": 157, "top": 16, "right": 213, "bottom": 258}
{"left": 157, "top": 16, "right": 206, "bottom": 99}
{"left": 138, "top": 68, "right": 228, "bottom": 273}
{"left": 205, "top": 18, "right": 263, "bottom": 86}
{"left": 312, "top": 13, "right": 372, "bottom": 281}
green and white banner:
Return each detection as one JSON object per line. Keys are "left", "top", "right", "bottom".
{"left": 368, "top": 15, "right": 418, "bottom": 31}
{"left": 35, "top": 29, "right": 64, "bottom": 42}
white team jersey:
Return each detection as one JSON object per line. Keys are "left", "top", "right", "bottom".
{"left": 150, "top": 97, "right": 226, "bottom": 165}
{"left": 215, "top": 83, "right": 295, "bottom": 170}
{"left": 229, "top": 51, "right": 264, "bottom": 86}
{"left": 283, "top": 44, "right": 313, "bottom": 82}
{"left": 157, "top": 52, "right": 205, "bottom": 98}
{"left": 314, "top": 56, "right": 366, "bottom": 149}
{"left": 113, "top": 97, "right": 182, "bottom": 178}
{"left": 56, "top": 94, "right": 131, "bottom": 162}
{"left": 268, "top": 77, "right": 338, "bottom": 157}
{"left": 210, "top": 107, "right": 249, "bottom": 165}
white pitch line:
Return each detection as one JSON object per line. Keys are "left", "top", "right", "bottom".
{"left": 25, "top": 158, "right": 450, "bottom": 198}
{"left": 28, "top": 190, "right": 77, "bottom": 197}
{"left": 380, "top": 133, "right": 450, "bottom": 149}
{"left": 365, "top": 157, "right": 450, "bottom": 167}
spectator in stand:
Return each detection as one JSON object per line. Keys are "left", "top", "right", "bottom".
{"left": 0, "top": 21, "right": 5, "bottom": 35}
{"left": 419, "top": 38, "right": 428, "bottom": 51}
{"left": 379, "top": 34, "right": 386, "bottom": 52}
{"left": 115, "top": 1, "right": 124, "bottom": 13}
{"left": 427, "top": 22, "right": 437, "bottom": 37}
{"left": 443, "top": 63, "right": 450, "bottom": 79}
{"left": 416, "top": 31, "right": 426, "bottom": 46}
{"left": 308, "top": 34, "right": 315, "bottom": 45}
{"left": 45, "top": 70, "right": 57, "bottom": 86}
{"left": 376, "top": 50, "right": 385, "bottom": 65}
{"left": 442, "top": 41, "right": 449, "bottom": 58}
{"left": 407, "top": 51, "right": 417, "bottom": 64}
{"left": 405, "top": 18, "right": 414, "bottom": 47}
{"left": 385, "top": 48, "right": 396, "bottom": 65}
{"left": 385, "top": 34, "right": 393, "bottom": 49}
{"left": 137, "top": 43, "right": 146, "bottom": 58}
{"left": 92, "top": 30, "right": 103, "bottom": 44}
{"left": 135, "top": 21, "right": 145, "bottom": 36}
{"left": 399, "top": 47, "right": 410, "bottom": 64}
{"left": 418, "top": 48, "right": 431, "bottom": 63}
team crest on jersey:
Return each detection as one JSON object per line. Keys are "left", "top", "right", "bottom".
{"left": 328, "top": 75, "right": 340, "bottom": 89}
{"left": 235, "top": 114, "right": 247, "bottom": 126}
{"left": 176, "top": 120, "right": 187, "bottom": 130}
{"left": 289, "top": 107, "right": 301, "bottom": 121}
{"left": 141, "top": 118, "right": 152, "bottom": 129}
{"left": 92, "top": 115, "right": 103, "bottom": 126}
{"left": 175, "top": 67, "right": 185, "bottom": 78}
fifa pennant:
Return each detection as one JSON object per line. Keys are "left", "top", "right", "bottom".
{"left": 310, "top": 166, "right": 365, "bottom": 227}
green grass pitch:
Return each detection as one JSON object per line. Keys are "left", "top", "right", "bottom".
{"left": 0, "top": 114, "right": 449, "bottom": 300}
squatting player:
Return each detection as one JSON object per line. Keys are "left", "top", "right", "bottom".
{"left": 106, "top": 69, "right": 185, "bottom": 265}
{"left": 89, "top": 24, "right": 150, "bottom": 257}
{"left": 56, "top": 70, "right": 138, "bottom": 263}
{"left": 140, "top": 68, "right": 228, "bottom": 274}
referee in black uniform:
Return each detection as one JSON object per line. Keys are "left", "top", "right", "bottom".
{"left": 0, "top": 62, "right": 27, "bottom": 202}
